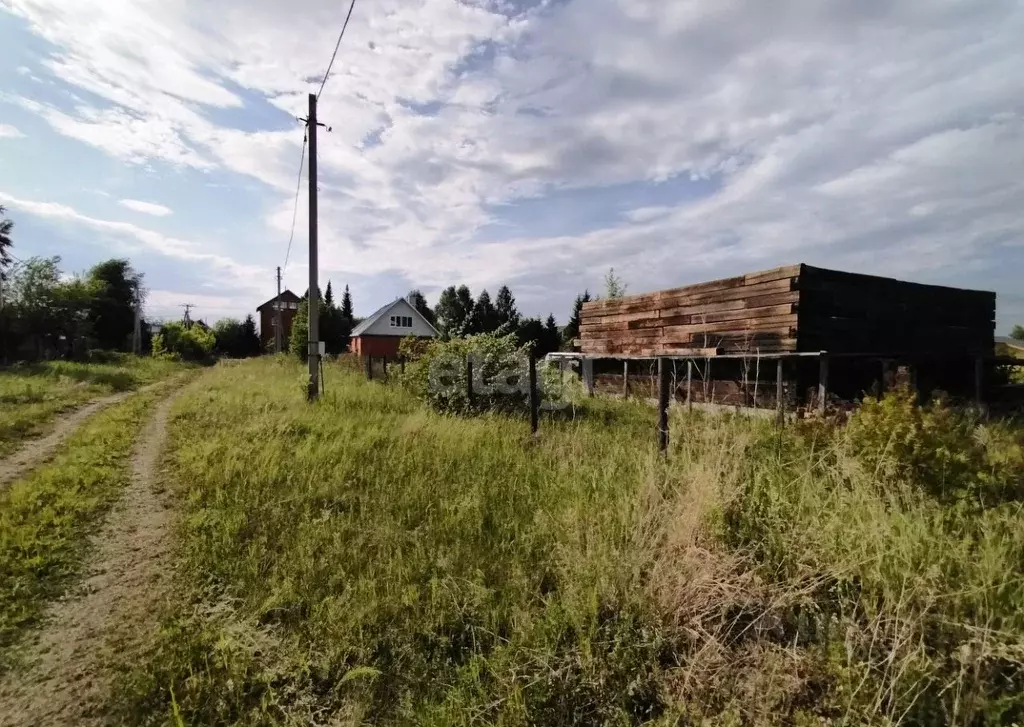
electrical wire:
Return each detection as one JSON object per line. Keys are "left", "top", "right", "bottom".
{"left": 282, "top": 134, "right": 307, "bottom": 272}
{"left": 316, "top": 0, "right": 358, "bottom": 100}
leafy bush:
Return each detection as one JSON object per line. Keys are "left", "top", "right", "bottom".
{"left": 844, "top": 385, "right": 1022, "bottom": 503}
{"left": 152, "top": 321, "right": 215, "bottom": 362}
{"left": 398, "top": 332, "right": 574, "bottom": 415}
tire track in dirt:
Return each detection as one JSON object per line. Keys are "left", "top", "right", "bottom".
{"left": 0, "top": 382, "right": 190, "bottom": 727}
{"left": 0, "top": 377, "right": 177, "bottom": 491}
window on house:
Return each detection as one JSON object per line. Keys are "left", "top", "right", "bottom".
{"left": 390, "top": 315, "right": 413, "bottom": 328}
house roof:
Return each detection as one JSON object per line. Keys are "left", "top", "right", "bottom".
{"left": 256, "top": 289, "right": 300, "bottom": 312}
{"left": 351, "top": 297, "right": 439, "bottom": 338}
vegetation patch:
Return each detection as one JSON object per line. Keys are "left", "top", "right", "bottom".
{"left": 113, "top": 359, "right": 1024, "bottom": 726}
{"left": 0, "top": 385, "right": 169, "bottom": 670}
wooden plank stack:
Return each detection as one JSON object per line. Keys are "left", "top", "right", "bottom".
{"left": 580, "top": 265, "right": 800, "bottom": 356}
{"left": 579, "top": 264, "right": 995, "bottom": 357}
{"left": 796, "top": 265, "right": 995, "bottom": 355}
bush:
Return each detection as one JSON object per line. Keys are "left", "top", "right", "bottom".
{"left": 152, "top": 321, "right": 215, "bottom": 362}
{"left": 398, "top": 333, "right": 574, "bottom": 415}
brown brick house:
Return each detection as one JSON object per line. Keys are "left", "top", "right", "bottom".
{"left": 257, "top": 290, "right": 301, "bottom": 351}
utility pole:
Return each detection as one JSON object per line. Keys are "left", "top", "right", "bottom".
{"left": 132, "top": 292, "right": 142, "bottom": 355}
{"left": 180, "top": 303, "right": 195, "bottom": 329}
{"left": 275, "top": 266, "right": 283, "bottom": 354}
{"left": 305, "top": 92, "right": 322, "bottom": 401}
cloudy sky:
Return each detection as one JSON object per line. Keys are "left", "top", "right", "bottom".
{"left": 0, "top": 0, "right": 1022, "bottom": 331}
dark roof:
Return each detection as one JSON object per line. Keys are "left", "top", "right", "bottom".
{"left": 256, "top": 289, "right": 300, "bottom": 312}
{"left": 996, "top": 336, "right": 1024, "bottom": 351}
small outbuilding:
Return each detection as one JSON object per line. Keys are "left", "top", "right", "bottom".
{"left": 256, "top": 290, "right": 301, "bottom": 351}
{"left": 350, "top": 298, "right": 438, "bottom": 358}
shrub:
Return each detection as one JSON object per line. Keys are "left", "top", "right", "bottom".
{"left": 152, "top": 321, "right": 215, "bottom": 362}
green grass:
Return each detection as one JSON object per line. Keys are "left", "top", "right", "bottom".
{"left": 0, "top": 385, "right": 170, "bottom": 671}
{"left": 0, "top": 353, "right": 188, "bottom": 457}
{"left": 111, "top": 358, "right": 1024, "bottom": 726}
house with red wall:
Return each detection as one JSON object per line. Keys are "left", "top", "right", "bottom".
{"left": 350, "top": 298, "right": 438, "bottom": 358}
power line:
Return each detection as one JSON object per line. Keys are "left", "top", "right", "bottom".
{"left": 282, "top": 134, "right": 307, "bottom": 273}
{"left": 316, "top": 0, "right": 358, "bottom": 100}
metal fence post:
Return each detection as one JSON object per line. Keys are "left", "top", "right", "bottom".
{"left": 657, "top": 357, "right": 670, "bottom": 454}
{"left": 529, "top": 353, "right": 539, "bottom": 435}
{"left": 776, "top": 358, "right": 784, "bottom": 427}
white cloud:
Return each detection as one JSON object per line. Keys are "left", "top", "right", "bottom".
{"left": 4, "top": 0, "right": 1024, "bottom": 329}
{"left": 118, "top": 198, "right": 172, "bottom": 216}
{"left": 0, "top": 124, "right": 25, "bottom": 139}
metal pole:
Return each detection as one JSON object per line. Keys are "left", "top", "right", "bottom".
{"left": 686, "top": 360, "right": 693, "bottom": 411}
{"left": 818, "top": 354, "right": 829, "bottom": 415}
{"left": 529, "top": 353, "right": 539, "bottom": 435}
{"left": 657, "top": 357, "right": 670, "bottom": 453}
{"left": 275, "top": 266, "right": 283, "bottom": 354}
{"left": 622, "top": 360, "right": 629, "bottom": 398}
{"left": 776, "top": 358, "right": 784, "bottom": 426}
{"left": 306, "top": 92, "right": 320, "bottom": 401}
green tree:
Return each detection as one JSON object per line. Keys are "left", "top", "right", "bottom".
{"left": 0, "top": 206, "right": 12, "bottom": 274}
{"left": 153, "top": 320, "right": 215, "bottom": 361}
{"left": 495, "top": 285, "right": 520, "bottom": 330}
{"left": 340, "top": 285, "right": 354, "bottom": 324}
{"left": 604, "top": 267, "right": 627, "bottom": 299}
{"left": 214, "top": 316, "right": 262, "bottom": 358}
{"left": 87, "top": 259, "right": 143, "bottom": 350}
{"left": 1012, "top": 325, "right": 1024, "bottom": 341}
{"left": 562, "top": 290, "right": 591, "bottom": 346}
{"left": 290, "top": 296, "right": 310, "bottom": 360}
{"left": 542, "top": 313, "right": 560, "bottom": 356}
{"left": 324, "top": 281, "right": 335, "bottom": 309}
{"left": 435, "top": 285, "right": 475, "bottom": 338}
{"left": 469, "top": 289, "right": 499, "bottom": 334}
{"left": 407, "top": 289, "right": 436, "bottom": 327}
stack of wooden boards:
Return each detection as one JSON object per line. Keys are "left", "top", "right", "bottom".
{"left": 579, "top": 264, "right": 995, "bottom": 357}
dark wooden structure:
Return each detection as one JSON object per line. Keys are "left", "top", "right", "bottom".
{"left": 579, "top": 264, "right": 998, "bottom": 409}
{"left": 256, "top": 289, "right": 301, "bottom": 351}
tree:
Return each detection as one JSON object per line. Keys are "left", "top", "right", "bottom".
{"left": 604, "top": 267, "right": 627, "bottom": 299}
{"left": 3, "top": 256, "right": 95, "bottom": 358}
{"left": 341, "top": 285, "right": 354, "bottom": 324}
{"left": 290, "top": 297, "right": 310, "bottom": 360}
{"left": 153, "top": 320, "right": 215, "bottom": 361}
{"left": 87, "top": 259, "right": 143, "bottom": 350}
{"left": 563, "top": 290, "right": 591, "bottom": 347}
{"left": 1012, "top": 325, "right": 1024, "bottom": 342}
{"left": 435, "top": 285, "right": 475, "bottom": 338}
{"left": 213, "top": 316, "right": 261, "bottom": 358}
{"left": 542, "top": 313, "right": 560, "bottom": 356}
{"left": 495, "top": 285, "right": 520, "bottom": 331}
{"left": 0, "top": 206, "right": 13, "bottom": 275}
{"left": 516, "top": 316, "right": 545, "bottom": 356}
{"left": 407, "top": 289, "right": 436, "bottom": 327}
{"left": 469, "top": 289, "right": 499, "bottom": 334}
{"left": 324, "top": 280, "right": 335, "bottom": 309}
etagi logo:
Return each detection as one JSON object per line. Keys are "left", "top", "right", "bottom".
{"left": 428, "top": 354, "right": 577, "bottom": 411}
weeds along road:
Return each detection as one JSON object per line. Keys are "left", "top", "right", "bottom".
{"left": 0, "top": 374, "right": 198, "bottom": 727}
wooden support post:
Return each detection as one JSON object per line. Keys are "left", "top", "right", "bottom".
{"left": 529, "top": 353, "right": 539, "bottom": 435}
{"left": 657, "top": 357, "right": 670, "bottom": 454}
{"left": 818, "top": 354, "right": 829, "bottom": 415}
{"left": 467, "top": 357, "right": 475, "bottom": 409}
{"left": 622, "top": 360, "right": 629, "bottom": 398}
{"left": 776, "top": 358, "right": 784, "bottom": 426}
{"left": 365, "top": 355, "right": 373, "bottom": 381}
{"left": 583, "top": 357, "right": 595, "bottom": 397}
{"left": 686, "top": 360, "right": 693, "bottom": 412}
{"left": 974, "top": 356, "right": 984, "bottom": 411}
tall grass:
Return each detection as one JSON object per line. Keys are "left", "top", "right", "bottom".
{"left": 0, "top": 354, "right": 188, "bottom": 456}
{"left": 112, "top": 358, "right": 1024, "bottom": 726}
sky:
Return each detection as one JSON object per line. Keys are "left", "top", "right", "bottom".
{"left": 0, "top": 0, "right": 1022, "bottom": 332}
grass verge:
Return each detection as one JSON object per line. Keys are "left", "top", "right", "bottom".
{"left": 0, "top": 381, "right": 175, "bottom": 671}
{"left": 0, "top": 354, "right": 189, "bottom": 457}
{"left": 111, "top": 358, "right": 1024, "bottom": 726}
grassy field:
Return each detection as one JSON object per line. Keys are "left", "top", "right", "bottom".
{"left": 0, "top": 354, "right": 188, "bottom": 457}
{"left": 112, "top": 357, "right": 1024, "bottom": 726}
{"left": 0, "top": 384, "right": 172, "bottom": 670}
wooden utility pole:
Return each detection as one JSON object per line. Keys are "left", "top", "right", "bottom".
{"left": 306, "top": 92, "right": 321, "bottom": 401}
{"left": 275, "top": 266, "right": 283, "bottom": 354}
